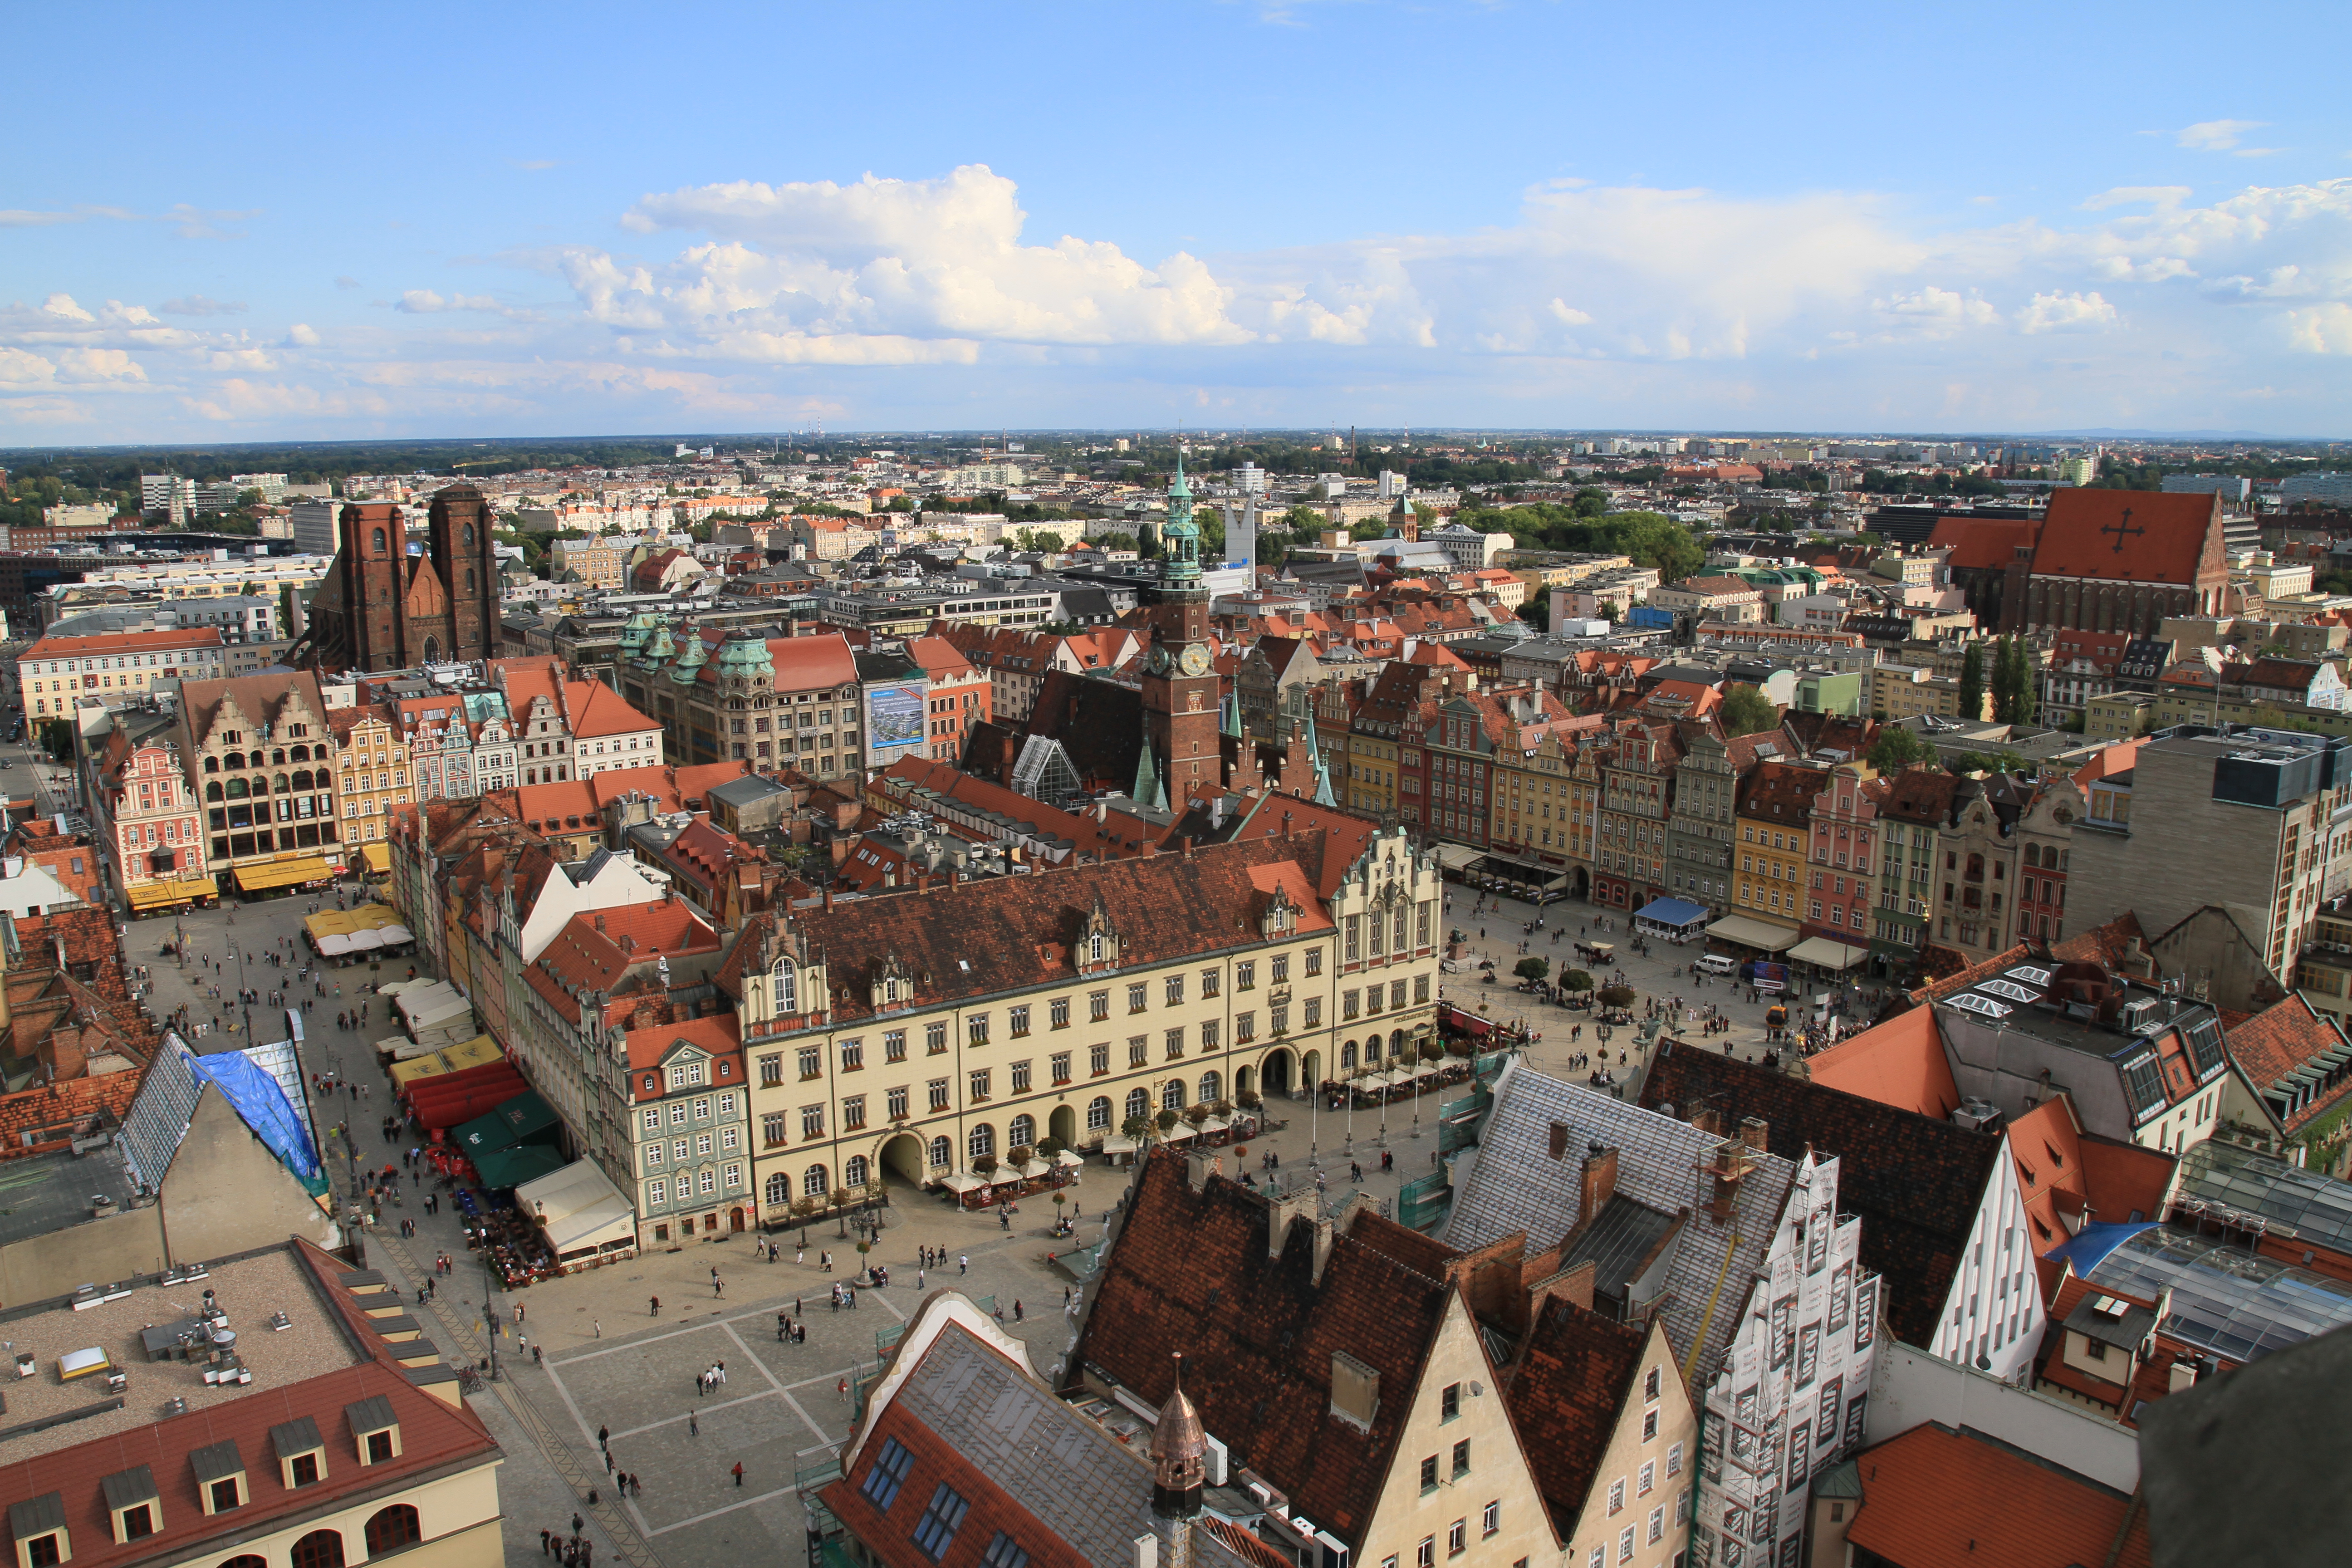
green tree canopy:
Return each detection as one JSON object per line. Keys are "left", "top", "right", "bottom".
{"left": 1867, "top": 726, "right": 1937, "bottom": 770}
{"left": 1720, "top": 684, "right": 1779, "bottom": 736}
{"left": 1514, "top": 956, "right": 1551, "bottom": 982}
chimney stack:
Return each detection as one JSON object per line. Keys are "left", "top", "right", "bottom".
{"left": 1580, "top": 1144, "right": 1619, "bottom": 1221}
{"left": 1548, "top": 1121, "right": 1570, "bottom": 1161}
{"left": 1740, "top": 1116, "right": 1769, "bottom": 1154}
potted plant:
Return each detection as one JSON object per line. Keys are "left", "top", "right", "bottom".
{"left": 1155, "top": 1107, "right": 1181, "bottom": 1135}
{"left": 1121, "top": 1114, "right": 1151, "bottom": 1142}
{"left": 972, "top": 1153, "right": 999, "bottom": 1177}
{"left": 1185, "top": 1104, "right": 1210, "bottom": 1128}
{"left": 1007, "top": 1144, "right": 1034, "bottom": 1169}
{"left": 1236, "top": 1088, "right": 1262, "bottom": 1110}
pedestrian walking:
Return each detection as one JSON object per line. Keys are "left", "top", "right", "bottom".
{"left": 593, "top": 1320, "right": 602, "bottom": 1339}
{"left": 959, "top": 1253, "right": 968, "bottom": 1275}
{"left": 649, "top": 1295, "right": 661, "bottom": 1317}
{"left": 689, "top": 1411, "right": 698, "bottom": 1436}
{"left": 598, "top": 1425, "right": 609, "bottom": 1450}
{"left": 541, "top": 1528, "right": 553, "bottom": 1556}
{"left": 732, "top": 1461, "right": 744, "bottom": 1489}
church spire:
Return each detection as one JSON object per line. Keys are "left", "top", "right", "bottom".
{"left": 1150, "top": 1354, "right": 1206, "bottom": 1522}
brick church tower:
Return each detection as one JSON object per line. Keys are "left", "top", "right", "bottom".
{"left": 1138, "top": 456, "right": 1222, "bottom": 807}
{"left": 301, "top": 484, "right": 502, "bottom": 671}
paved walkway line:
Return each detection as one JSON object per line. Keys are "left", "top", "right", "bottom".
{"left": 643, "top": 1483, "right": 799, "bottom": 1537}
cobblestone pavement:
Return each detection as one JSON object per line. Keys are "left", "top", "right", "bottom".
{"left": 123, "top": 878, "right": 1876, "bottom": 1565}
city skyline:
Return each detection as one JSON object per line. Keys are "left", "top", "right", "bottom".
{"left": 5, "top": 1, "right": 2349, "bottom": 443}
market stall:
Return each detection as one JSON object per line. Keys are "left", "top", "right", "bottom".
{"left": 1633, "top": 897, "right": 1711, "bottom": 942}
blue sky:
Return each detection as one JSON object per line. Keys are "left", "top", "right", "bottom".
{"left": 5, "top": 0, "right": 2349, "bottom": 442}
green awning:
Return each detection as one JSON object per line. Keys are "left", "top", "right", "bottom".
{"left": 471, "top": 1142, "right": 570, "bottom": 1191}
{"left": 488, "top": 1090, "right": 560, "bottom": 1145}
{"left": 451, "top": 1090, "right": 561, "bottom": 1159}
{"left": 451, "top": 1110, "right": 518, "bottom": 1159}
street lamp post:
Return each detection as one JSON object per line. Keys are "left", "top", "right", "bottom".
{"left": 480, "top": 1260, "right": 500, "bottom": 1382}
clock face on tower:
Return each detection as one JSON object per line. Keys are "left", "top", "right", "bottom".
{"left": 1179, "top": 644, "right": 1212, "bottom": 676}
{"left": 1148, "top": 646, "right": 1172, "bottom": 675}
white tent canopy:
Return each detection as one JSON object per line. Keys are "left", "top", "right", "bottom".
{"left": 545, "top": 1196, "right": 636, "bottom": 1258}
{"left": 517, "top": 1158, "right": 622, "bottom": 1227}
{"left": 1787, "top": 937, "right": 1869, "bottom": 971}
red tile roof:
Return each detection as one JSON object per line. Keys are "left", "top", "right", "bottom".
{"left": 21, "top": 626, "right": 225, "bottom": 660}
{"left": 565, "top": 676, "right": 658, "bottom": 739}
{"left": 1926, "top": 514, "right": 2038, "bottom": 573}
{"left": 1844, "top": 1422, "right": 2151, "bottom": 1568}
{"left": 624, "top": 1012, "right": 742, "bottom": 1086}
{"left": 2029, "top": 488, "right": 2222, "bottom": 588}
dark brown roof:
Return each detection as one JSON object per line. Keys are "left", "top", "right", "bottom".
{"left": 1022, "top": 668, "right": 1145, "bottom": 792}
{"left": 1877, "top": 764, "right": 1959, "bottom": 826}
{"left": 1071, "top": 1150, "right": 1461, "bottom": 1550}
{"left": 1638, "top": 1044, "right": 2003, "bottom": 1350}
{"left": 1737, "top": 758, "right": 1824, "bottom": 825}
{"left": 716, "top": 833, "right": 1338, "bottom": 1024}
{"left": 1504, "top": 1296, "right": 1648, "bottom": 1538}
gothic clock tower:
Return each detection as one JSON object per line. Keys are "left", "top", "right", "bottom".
{"left": 1139, "top": 452, "right": 1221, "bottom": 807}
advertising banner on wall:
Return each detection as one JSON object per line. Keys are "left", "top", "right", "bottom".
{"left": 866, "top": 681, "right": 926, "bottom": 767}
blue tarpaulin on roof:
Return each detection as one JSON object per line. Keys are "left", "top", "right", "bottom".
{"left": 188, "top": 1049, "right": 327, "bottom": 1196}
{"left": 1634, "top": 897, "right": 1710, "bottom": 930}
{"left": 2044, "top": 1220, "right": 2157, "bottom": 1277}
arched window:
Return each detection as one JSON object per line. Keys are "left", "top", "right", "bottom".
{"left": 1341, "top": 1040, "right": 1358, "bottom": 1071}
{"left": 844, "top": 1154, "right": 869, "bottom": 1187}
{"left": 2024, "top": 843, "right": 2041, "bottom": 867}
{"left": 1007, "top": 1114, "right": 1034, "bottom": 1149}
{"left": 203, "top": 755, "right": 220, "bottom": 774}
{"left": 206, "top": 781, "right": 224, "bottom": 802}
{"left": 927, "top": 1136, "right": 951, "bottom": 1169}
{"left": 1162, "top": 1080, "right": 1186, "bottom": 1112}
{"left": 967, "top": 1123, "right": 994, "bottom": 1162}
{"left": 1087, "top": 1096, "right": 1112, "bottom": 1131}
{"left": 223, "top": 752, "right": 245, "bottom": 771}
{"left": 224, "top": 778, "right": 249, "bottom": 800}
{"left": 1125, "top": 1088, "right": 1150, "bottom": 1122}
{"left": 1388, "top": 1032, "right": 1405, "bottom": 1059}
{"left": 802, "top": 1163, "right": 829, "bottom": 1197}
{"left": 372, "top": 527, "right": 386, "bottom": 555}
{"left": 272, "top": 749, "right": 286, "bottom": 765}
{"left": 273, "top": 774, "right": 292, "bottom": 794}
{"left": 219, "top": 1557, "right": 269, "bottom": 1568}
{"left": 466, "top": 568, "right": 476, "bottom": 593}
{"left": 422, "top": 637, "right": 440, "bottom": 663}
{"left": 764, "top": 1172, "right": 789, "bottom": 1206}
{"left": 290, "top": 1529, "right": 348, "bottom": 1568}
{"left": 463, "top": 522, "right": 476, "bottom": 547}
{"left": 1087, "top": 931, "right": 1104, "bottom": 964}
{"left": 774, "top": 964, "right": 796, "bottom": 1013}
{"left": 1199, "top": 1072, "right": 1220, "bottom": 1105}
{"left": 1967, "top": 853, "right": 1984, "bottom": 880}
{"left": 291, "top": 769, "right": 313, "bottom": 790}
{"left": 290, "top": 744, "right": 309, "bottom": 762}
{"left": 363, "top": 1504, "right": 421, "bottom": 1555}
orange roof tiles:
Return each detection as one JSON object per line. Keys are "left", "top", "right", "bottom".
{"left": 21, "top": 626, "right": 225, "bottom": 660}
{"left": 1804, "top": 1007, "right": 1961, "bottom": 1119}
{"left": 1845, "top": 1422, "right": 2151, "bottom": 1568}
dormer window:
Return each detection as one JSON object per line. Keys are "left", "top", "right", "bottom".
{"left": 347, "top": 1396, "right": 401, "bottom": 1465}
{"left": 101, "top": 1467, "right": 159, "bottom": 1544}
{"left": 775, "top": 964, "right": 797, "bottom": 1013}
{"left": 1087, "top": 932, "right": 1104, "bottom": 964}
{"left": 271, "top": 1416, "right": 327, "bottom": 1489}
{"left": 191, "top": 1440, "right": 245, "bottom": 1515}
{"left": 9, "top": 1494, "right": 66, "bottom": 1568}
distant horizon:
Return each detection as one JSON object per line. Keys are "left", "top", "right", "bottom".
{"left": 5, "top": 4, "right": 2347, "bottom": 443}
{"left": 2, "top": 423, "right": 2345, "bottom": 461}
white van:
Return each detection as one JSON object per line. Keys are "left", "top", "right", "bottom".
{"left": 1697, "top": 953, "right": 1739, "bottom": 977}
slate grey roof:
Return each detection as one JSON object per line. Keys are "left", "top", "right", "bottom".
{"left": 897, "top": 1319, "right": 1152, "bottom": 1566}
{"left": 1441, "top": 1058, "right": 1797, "bottom": 1380}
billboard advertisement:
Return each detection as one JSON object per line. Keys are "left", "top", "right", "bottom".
{"left": 865, "top": 681, "right": 926, "bottom": 767}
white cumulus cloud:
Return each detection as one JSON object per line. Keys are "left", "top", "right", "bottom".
{"left": 2178, "top": 120, "right": 2265, "bottom": 151}
{"left": 2016, "top": 291, "right": 2120, "bottom": 333}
